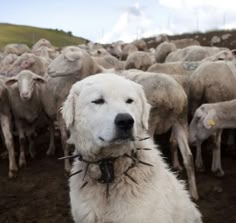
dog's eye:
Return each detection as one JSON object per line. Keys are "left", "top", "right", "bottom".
{"left": 92, "top": 98, "right": 105, "bottom": 104}
{"left": 126, "top": 98, "right": 134, "bottom": 104}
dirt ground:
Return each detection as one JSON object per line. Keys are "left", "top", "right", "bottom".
{"left": 0, "top": 134, "right": 236, "bottom": 223}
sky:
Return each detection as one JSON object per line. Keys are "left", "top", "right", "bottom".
{"left": 1, "top": 0, "right": 236, "bottom": 43}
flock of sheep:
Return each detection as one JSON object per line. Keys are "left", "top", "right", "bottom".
{"left": 0, "top": 34, "right": 236, "bottom": 201}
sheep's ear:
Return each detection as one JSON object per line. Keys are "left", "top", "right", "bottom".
{"left": 231, "top": 49, "right": 236, "bottom": 58}
{"left": 20, "top": 58, "right": 35, "bottom": 69}
{"left": 33, "top": 75, "right": 46, "bottom": 84}
{"left": 137, "top": 84, "right": 150, "bottom": 130}
{"left": 5, "top": 77, "right": 18, "bottom": 86}
{"left": 64, "top": 52, "right": 80, "bottom": 62}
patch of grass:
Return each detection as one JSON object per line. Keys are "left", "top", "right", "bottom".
{"left": 0, "top": 23, "right": 88, "bottom": 50}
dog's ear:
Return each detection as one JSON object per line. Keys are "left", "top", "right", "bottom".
{"left": 61, "top": 85, "right": 80, "bottom": 129}
{"left": 137, "top": 85, "right": 150, "bottom": 130}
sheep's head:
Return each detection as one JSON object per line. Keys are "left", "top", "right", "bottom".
{"left": 5, "top": 70, "right": 46, "bottom": 101}
{"left": 189, "top": 104, "right": 217, "bottom": 145}
{"left": 6, "top": 53, "right": 36, "bottom": 77}
{"left": 47, "top": 49, "right": 85, "bottom": 77}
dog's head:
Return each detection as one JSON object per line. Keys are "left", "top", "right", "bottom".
{"left": 62, "top": 73, "right": 150, "bottom": 157}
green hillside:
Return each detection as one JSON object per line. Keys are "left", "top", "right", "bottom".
{"left": 0, "top": 23, "right": 88, "bottom": 50}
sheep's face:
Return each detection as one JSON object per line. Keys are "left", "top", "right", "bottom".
{"left": 5, "top": 71, "right": 46, "bottom": 101}
{"left": 47, "top": 51, "right": 83, "bottom": 77}
{"left": 189, "top": 105, "right": 217, "bottom": 144}
{"left": 6, "top": 54, "right": 35, "bottom": 77}
{"left": 107, "top": 44, "right": 122, "bottom": 59}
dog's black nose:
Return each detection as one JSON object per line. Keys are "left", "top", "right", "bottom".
{"left": 115, "top": 113, "right": 134, "bottom": 130}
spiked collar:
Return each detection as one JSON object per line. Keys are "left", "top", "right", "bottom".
{"left": 59, "top": 137, "right": 153, "bottom": 198}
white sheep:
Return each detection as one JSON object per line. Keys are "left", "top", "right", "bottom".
{"left": 189, "top": 61, "right": 236, "bottom": 176}
{"left": 0, "top": 77, "right": 17, "bottom": 178}
{"left": 119, "top": 69, "right": 199, "bottom": 200}
{"left": 166, "top": 45, "right": 228, "bottom": 62}
{"left": 189, "top": 99, "right": 236, "bottom": 145}
{"left": 5, "top": 70, "right": 47, "bottom": 167}
{"left": 5, "top": 53, "right": 48, "bottom": 77}
{"left": 171, "top": 38, "right": 200, "bottom": 49}
{"left": 4, "top": 43, "right": 31, "bottom": 56}
{"left": 41, "top": 48, "right": 104, "bottom": 171}
{"left": 32, "top": 38, "right": 53, "bottom": 51}
{"left": 125, "top": 51, "right": 154, "bottom": 71}
{"left": 155, "top": 41, "right": 177, "bottom": 63}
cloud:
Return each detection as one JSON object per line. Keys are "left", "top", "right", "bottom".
{"left": 98, "top": 2, "right": 172, "bottom": 43}
{"left": 159, "top": 0, "right": 236, "bottom": 11}
{"left": 98, "top": 0, "right": 236, "bottom": 43}
{"left": 159, "top": 0, "right": 236, "bottom": 33}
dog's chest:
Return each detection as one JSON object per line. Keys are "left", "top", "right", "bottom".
{"left": 70, "top": 174, "right": 150, "bottom": 223}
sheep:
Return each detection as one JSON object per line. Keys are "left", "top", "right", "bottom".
{"left": 155, "top": 41, "right": 177, "bottom": 63}
{"left": 33, "top": 46, "right": 59, "bottom": 60}
{"left": 171, "top": 38, "right": 200, "bottom": 49}
{"left": 5, "top": 70, "right": 47, "bottom": 168}
{"left": 5, "top": 53, "right": 48, "bottom": 77}
{"left": 92, "top": 54, "right": 124, "bottom": 70}
{"left": 90, "top": 48, "right": 110, "bottom": 57}
{"left": 106, "top": 42, "right": 123, "bottom": 59}
{"left": 47, "top": 47, "right": 103, "bottom": 78}
{"left": 0, "top": 54, "right": 18, "bottom": 74}
{"left": 118, "top": 69, "right": 199, "bottom": 200}
{"left": 0, "top": 77, "right": 17, "bottom": 178}
{"left": 41, "top": 48, "right": 104, "bottom": 171}
{"left": 125, "top": 51, "right": 154, "bottom": 71}
{"left": 4, "top": 43, "right": 31, "bottom": 55}
{"left": 189, "top": 99, "right": 236, "bottom": 146}
{"left": 203, "top": 49, "right": 236, "bottom": 61}
{"left": 154, "top": 34, "right": 169, "bottom": 46}
{"left": 32, "top": 38, "right": 53, "bottom": 51}
{"left": 189, "top": 61, "right": 236, "bottom": 176}
{"left": 121, "top": 43, "right": 138, "bottom": 60}
{"left": 166, "top": 45, "right": 228, "bottom": 62}
{"left": 148, "top": 61, "right": 200, "bottom": 75}
{"left": 132, "top": 39, "right": 147, "bottom": 51}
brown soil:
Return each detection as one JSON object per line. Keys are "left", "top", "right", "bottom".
{"left": 0, "top": 134, "right": 236, "bottom": 223}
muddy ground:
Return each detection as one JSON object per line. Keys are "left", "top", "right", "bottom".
{"left": 0, "top": 134, "right": 236, "bottom": 223}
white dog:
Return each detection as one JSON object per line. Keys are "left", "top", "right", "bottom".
{"left": 62, "top": 73, "right": 202, "bottom": 223}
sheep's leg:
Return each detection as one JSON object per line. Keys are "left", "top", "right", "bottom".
{"left": 46, "top": 121, "right": 56, "bottom": 156}
{"left": 58, "top": 116, "right": 71, "bottom": 172}
{"left": 211, "top": 130, "right": 224, "bottom": 177}
{"left": 27, "top": 131, "right": 35, "bottom": 159}
{"left": 170, "top": 130, "right": 183, "bottom": 171}
{"left": 172, "top": 123, "right": 199, "bottom": 200}
{"left": 195, "top": 141, "right": 205, "bottom": 172}
{"left": 16, "top": 122, "right": 27, "bottom": 167}
{"left": 0, "top": 114, "right": 18, "bottom": 178}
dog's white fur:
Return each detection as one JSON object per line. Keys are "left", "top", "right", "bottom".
{"left": 62, "top": 73, "right": 202, "bottom": 223}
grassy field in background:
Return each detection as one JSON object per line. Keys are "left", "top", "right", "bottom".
{"left": 0, "top": 23, "right": 88, "bottom": 50}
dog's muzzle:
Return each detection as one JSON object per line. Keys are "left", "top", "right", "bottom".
{"left": 114, "top": 113, "right": 134, "bottom": 141}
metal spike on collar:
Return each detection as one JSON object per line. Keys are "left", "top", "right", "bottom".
{"left": 80, "top": 181, "right": 88, "bottom": 190}
{"left": 69, "top": 169, "right": 83, "bottom": 178}
{"left": 124, "top": 172, "right": 138, "bottom": 184}
{"left": 125, "top": 153, "right": 153, "bottom": 167}
{"left": 58, "top": 153, "right": 82, "bottom": 160}
{"left": 136, "top": 148, "right": 152, "bottom": 151}
{"left": 138, "top": 136, "right": 150, "bottom": 141}
{"left": 138, "top": 160, "right": 154, "bottom": 167}
{"left": 83, "top": 163, "right": 90, "bottom": 181}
